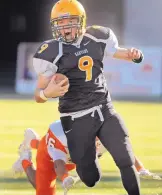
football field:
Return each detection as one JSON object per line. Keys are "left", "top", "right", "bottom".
{"left": 0, "top": 99, "right": 162, "bottom": 195}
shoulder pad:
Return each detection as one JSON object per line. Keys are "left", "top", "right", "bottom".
{"left": 86, "top": 25, "right": 110, "bottom": 40}
{"left": 33, "top": 39, "right": 59, "bottom": 63}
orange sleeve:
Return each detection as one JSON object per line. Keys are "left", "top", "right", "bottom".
{"left": 46, "top": 129, "right": 67, "bottom": 154}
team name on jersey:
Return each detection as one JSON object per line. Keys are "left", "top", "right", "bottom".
{"left": 75, "top": 49, "right": 88, "bottom": 57}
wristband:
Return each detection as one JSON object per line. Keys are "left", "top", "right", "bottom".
{"left": 132, "top": 53, "right": 144, "bottom": 63}
{"left": 39, "top": 90, "right": 48, "bottom": 101}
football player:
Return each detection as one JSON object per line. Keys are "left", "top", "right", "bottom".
{"left": 13, "top": 121, "right": 78, "bottom": 195}
{"left": 32, "top": 0, "right": 146, "bottom": 194}
{"left": 12, "top": 121, "right": 104, "bottom": 195}
{"left": 13, "top": 121, "right": 161, "bottom": 195}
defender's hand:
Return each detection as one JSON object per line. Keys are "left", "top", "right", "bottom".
{"left": 44, "top": 76, "right": 69, "bottom": 98}
{"left": 62, "top": 176, "right": 79, "bottom": 191}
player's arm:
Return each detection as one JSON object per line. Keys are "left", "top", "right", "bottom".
{"left": 46, "top": 123, "right": 80, "bottom": 191}
{"left": 25, "top": 166, "right": 36, "bottom": 189}
{"left": 106, "top": 29, "right": 143, "bottom": 63}
{"left": 34, "top": 75, "right": 52, "bottom": 103}
{"left": 48, "top": 147, "right": 68, "bottom": 180}
{"left": 113, "top": 47, "right": 143, "bottom": 62}
{"left": 49, "top": 147, "right": 78, "bottom": 190}
{"left": 54, "top": 159, "right": 68, "bottom": 180}
{"left": 53, "top": 155, "right": 79, "bottom": 191}
{"left": 34, "top": 74, "right": 69, "bottom": 103}
{"left": 33, "top": 42, "right": 69, "bottom": 103}
{"left": 47, "top": 133, "right": 69, "bottom": 180}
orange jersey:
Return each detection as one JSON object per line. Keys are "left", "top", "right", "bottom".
{"left": 36, "top": 121, "right": 76, "bottom": 195}
{"left": 45, "top": 121, "right": 74, "bottom": 164}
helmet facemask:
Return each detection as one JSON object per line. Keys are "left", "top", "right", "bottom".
{"left": 50, "top": 15, "right": 84, "bottom": 44}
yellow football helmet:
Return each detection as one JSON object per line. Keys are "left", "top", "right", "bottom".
{"left": 50, "top": 0, "right": 86, "bottom": 43}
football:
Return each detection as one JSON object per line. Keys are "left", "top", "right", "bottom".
{"left": 54, "top": 73, "right": 69, "bottom": 86}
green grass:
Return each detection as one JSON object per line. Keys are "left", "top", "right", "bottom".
{"left": 0, "top": 100, "right": 162, "bottom": 195}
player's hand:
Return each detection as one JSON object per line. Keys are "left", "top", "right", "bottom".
{"left": 62, "top": 176, "right": 79, "bottom": 191}
{"left": 139, "top": 169, "right": 162, "bottom": 180}
{"left": 44, "top": 76, "right": 69, "bottom": 98}
{"left": 128, "top": 48, "right": 142, "bottom": 60}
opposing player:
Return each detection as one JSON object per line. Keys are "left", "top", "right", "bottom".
{"left": 13, "top": 121, "right": 79, "bottom": 195}
{"left": 33, "top": 0, "right": 146, "bottom": 194}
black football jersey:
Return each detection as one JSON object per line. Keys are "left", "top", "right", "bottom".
{"left": 33, "top": 26, "right": 118, "bottom": 113}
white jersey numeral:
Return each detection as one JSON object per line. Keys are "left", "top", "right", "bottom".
{"left": 46, "top": 132, "right": 56, "bottom": 148}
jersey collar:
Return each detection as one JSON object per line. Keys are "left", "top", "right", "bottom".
{"left": 71, "top": 34, "right": 84, "bottom": 48}
{"left": 62, "top": 32, "right": 85, "bottom": 48}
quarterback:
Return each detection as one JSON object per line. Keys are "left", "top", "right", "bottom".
{"left": 32, "top": 0, "right": 146, "bottom": 194}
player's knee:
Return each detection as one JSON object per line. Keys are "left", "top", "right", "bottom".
{"left": 80, "top": 171, "right": 100, "bottom": 187}
{"left": 85, "top": 178, "right": 99, "bottom": 187}
{"left": 83, "top": 171, "right": 100, "bottom": 187}
{"left": 76, "top": 161, "right": 101, "bottom": 187}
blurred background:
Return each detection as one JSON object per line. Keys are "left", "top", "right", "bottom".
{"left": 1, "top": 0, "right": 162, "bottom": 99}
{"left": 0, "top": 0, "right": 162, "bottom": 195}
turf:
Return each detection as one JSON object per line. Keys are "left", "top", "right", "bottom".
{"left": 0, "top": 100, "right": 162, "bottom": 195}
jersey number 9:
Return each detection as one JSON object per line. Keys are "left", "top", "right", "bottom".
{"left": 38, "top": 43, "right": 48, "bottom": 54}
{"left": 78, "top": 56, "right": 94, "bottom": 81}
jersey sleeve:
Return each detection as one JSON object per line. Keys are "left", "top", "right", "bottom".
{"left": 33, "top": 40, "right": 60, "bottom": 77}
{"left": 105, "top": 29, "right": 118, "bottom": 56}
